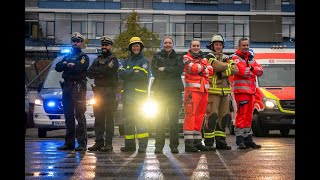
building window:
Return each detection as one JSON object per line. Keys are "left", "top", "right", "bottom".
{"left": 281, "top": 0, "right": 290, "bottom": 5}
{"left": 175, "top": 23, "right": 185, "bottom": 47}
{"left": 193, "top": 23, "right": 201, "bottom": 38}
{"left": 72, "top": 22, "right": 87, "bottom": 36}
{"left": 121, "top": 0, "right": 153, "bottom": 9}
{"left": 46, "top": 21, "right": 55, "bottom": 39}
{"left": 25, "top": 22, "right": 39, "bottom": 39}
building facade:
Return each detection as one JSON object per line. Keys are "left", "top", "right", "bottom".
{"left": 25, "top": 0, "right": 295, "bottom": 54}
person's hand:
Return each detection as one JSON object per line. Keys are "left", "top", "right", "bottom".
{"left": 67, "top": 62, "right": 75, "bottom": 67}
{"left": 158, "top": 67, "right": 165, "bottom": 71}
{"left": 63, "top": 61, "right": 67, "bottom": 64}
{"left": 201, "top": 59, "right": 208, "bottom": 66}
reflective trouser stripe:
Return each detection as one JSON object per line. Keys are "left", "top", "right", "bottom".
{"left": 125, "top": 134, "right": 135, "bottom": 140}
{"left": 214, "top": 130, "right": 226, "bottom": 137}
{"left": 134, "top": 88, "right": 147, "bottom": 93}
{"left": 137, "top": 133, "right": 149, "bottom": 139}
{"left": 204, "top": 132, "right": 215, "bottom": 138}
{"left": 193, "top": 130, "right": 202, "bottom": 140}
{"left": 184, "top": 130, "right": 193, "bottom": 140}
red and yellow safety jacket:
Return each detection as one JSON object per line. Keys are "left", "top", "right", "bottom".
{"left": 231, "top": 49, "right": 264, "bottom": 94}
{"left": 183, "top": 50, "right": 213, "bottom": 92}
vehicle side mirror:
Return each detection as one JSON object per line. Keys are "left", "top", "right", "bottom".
{"left": 37, "top": 82, "right": 43, "bottom": 92}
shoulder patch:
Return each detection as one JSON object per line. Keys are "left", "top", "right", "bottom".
{"left": 142, "top": 63, "right": 148, "bottom": 69}
{"left": 80, "top": 56, "right": 86, "bottom": 64}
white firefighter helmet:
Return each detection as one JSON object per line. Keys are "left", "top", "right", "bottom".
{"left": 206, "top": 34, "right": 225, "bottom": 50}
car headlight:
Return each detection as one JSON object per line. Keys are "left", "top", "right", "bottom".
{"left": 86, "top": 97, "right": 96, "bottom": 105}
{"left": 142, "top": 99, "right": 158, "bottom": 118}
{"left": 34, "top": 98, "right": 43, "bottom": 106}
{"left": 264, "top": 98, "right": 278, "bottom": 109}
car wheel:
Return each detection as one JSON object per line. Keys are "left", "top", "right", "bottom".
{"left": 38, "top": 128, "right": 47, "bottom": 138}
{"left": 280, "top": 128, "right": 290, "bottom": 137}
{"left": 252, "top": 113, "right": 269, "bottom": 137}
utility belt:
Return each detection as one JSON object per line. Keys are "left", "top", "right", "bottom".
{"left": 60, "top": 79, "right": 85, "bottom": 88}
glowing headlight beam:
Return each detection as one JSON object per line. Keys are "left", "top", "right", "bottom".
{"left": 143, "top": 100, "right": 158, "bottom": 117}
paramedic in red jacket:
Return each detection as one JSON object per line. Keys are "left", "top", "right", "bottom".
{"left": 231, "top": 38, "right": 264, "bottom": 149}
{"left": 183, "top": 39, "right": 213, "bottom": 152}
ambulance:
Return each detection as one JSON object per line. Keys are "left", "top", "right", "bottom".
{"left": 230, "top": 48, "right": 295, "bottom": 137}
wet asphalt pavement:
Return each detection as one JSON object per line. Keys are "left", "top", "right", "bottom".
{"left": 25, "top": 128, "right": 295, "bottom": 179}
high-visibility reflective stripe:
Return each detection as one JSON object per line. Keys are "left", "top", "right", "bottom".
{"left": 204, "top": 68, "right": 209, "bottom": 77}
{"left": 126, "top": 66, "right": 130, "bottom": 69}
{"left": 208, "top": 57, "right": 215, "bottom": 64}
{"left": 187, "top": 62, "right": 194, "bottom": 73}
{"left": 134, "top": 88, "right": 147, "bottom": 93}
{"left": 185, "top": 83, "right": 201, "bottom": 88}
{"left": 183, "top": 130, "right": 194, "bottom": 140}
{"left": 121, "top": 90, "right": 124, "bottom": 93}
{"left": 214, "top": 130, "right": 226, "bottom": 137}
{"left": 137, "top": 133, "right": 149, "bottom": 138}
{"left": 197, "top": 64, "right": 202, "bottom": 73}
{"left": 205, "top": 84, "right": 209, "bottom": 89}
{"left": 233, "top": 86, "right": 251, "bottom": 90}
{"left": 125, "top": 134, "right": 135, "bottom": 139}
{"left": 234, "top": 80, "right": 251, "bottom": 85}
{"left": 204, "top": 132, "right": 215, "bottom": 138}
{"left": 118, "top": 68, "right": 125, "bottom": 71}
{"left": 133, "top": 66, "right": 148, "bottom": 75}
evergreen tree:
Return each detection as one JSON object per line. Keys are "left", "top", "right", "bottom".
{"left": 113, "top": 11, "right": 160, "bottom": 61}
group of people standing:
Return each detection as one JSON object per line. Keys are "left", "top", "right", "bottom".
{"left": 55, "top": 31, "right": 263, "bottom": 153}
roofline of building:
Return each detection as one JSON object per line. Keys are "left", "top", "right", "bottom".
{"left": 25, "top": 7, "right": 295, "bottom": 16}
{"left": 25, "top": 46, "right": 294, "bottom": 54}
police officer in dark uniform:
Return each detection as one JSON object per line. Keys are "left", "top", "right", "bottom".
{"left": 55, "top": 32, "right": 89, "bottom": 151}
{"left": 87, "top": 36, "right": 119, "bottom": 152}
{"left": 118, "top": 37, "right": 149, "bottom": 153}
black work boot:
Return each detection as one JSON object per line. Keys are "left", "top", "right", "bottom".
{"left": 185, "top": 139, "right": 198, "bottom": 152}
{"left": 204, "top": 138, "right": 216, "bottom": 151}
{"left": 88, "top": 143, "right": 104, "bottom": 151}
{"left": 236, "top": 136, "right": 247, "bottom": 149}
{"left": 170, "top": 146, "right": 179, "bottom": 154}
{"left": 101, "top": 144, "right": 113, "bottom": 152}
{"left": 138, "top": 138, "right": 148, "bottom": 153}
{"left": 215, "top": 136, "right": 231, "bottom": 150}
{"left": 194, "top": 139, "right": 209, "bottom": 151}
{"left": 75, "top": 144, "right": 87, "bottom": 151}
{"left": 121, "top": 139, "right": 136, "bottom": 152}
{"left": 57, "top": 144, "right": 74, "bottom": 151}
{"left": 244, "top": 135, "right": 262, "bottom": 149}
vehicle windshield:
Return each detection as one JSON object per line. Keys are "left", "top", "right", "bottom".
{"left": 43, "top": 70, "right": 94, "bottom": 90}
{"left": 258, "top": 64, "right": 295, "bottom": 87}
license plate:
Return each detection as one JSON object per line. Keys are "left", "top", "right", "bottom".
{"left": 292, "top": 119, "right": 295, "bottom": 124}
{"left": 54, "top": 121, "right": 66, "bottom": 126}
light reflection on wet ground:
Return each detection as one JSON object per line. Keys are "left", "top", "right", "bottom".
{"left": 25, "top": 129, "right": 295, "bottom": 179}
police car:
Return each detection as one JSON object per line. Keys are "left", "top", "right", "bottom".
{"left": 33, "top": 48, "right": 124, "bottom": 138}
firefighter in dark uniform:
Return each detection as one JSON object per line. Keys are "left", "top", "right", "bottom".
{"left": 87, "top": 36, "right": 119, "bottom": 152}
{"left": 152, "top": 36, "right": 184, "bottom": 154}
{"left": 118, "top": 37, "right": 149, "bottom": 153}
{"left": 55, "top": 32, "right": 89, "bottom": 151}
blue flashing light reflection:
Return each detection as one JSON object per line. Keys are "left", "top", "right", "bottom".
{"left": 61, "top": 48, "right": 71, "bottom": 54}
{"left": 47, "top": 101, "right": 55, "bottom": 107}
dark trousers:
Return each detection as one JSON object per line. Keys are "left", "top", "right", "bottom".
{"left": 62, "top": 82, "right": 87, "bottom": 147}
{"left": 123, "top": 102, "right": 149, "bottom": 149}
{"left": 92, "top": 87, "right": 117, "bottom": 145}
{"left": 155, "top": 90, "right": 181, "bottom": 149}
